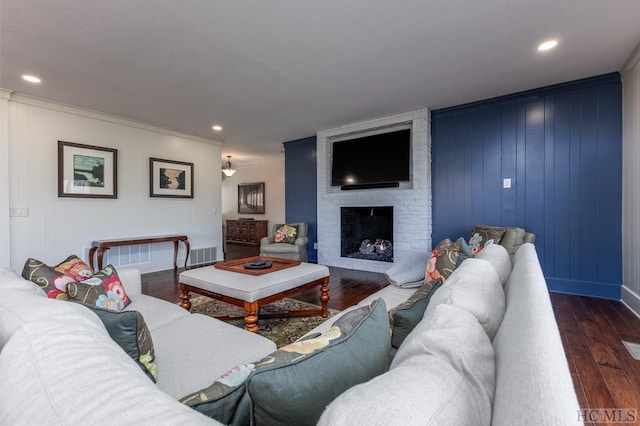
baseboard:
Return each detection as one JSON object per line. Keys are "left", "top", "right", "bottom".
{"left": 546, "top": 277, "right": 621, "bottom": 300}
{"left": 622, "top": 286, "right": 640, "bottom": 318}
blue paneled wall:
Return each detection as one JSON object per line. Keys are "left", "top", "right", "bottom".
{"left": 283, "top": 136, "right": 318, "bottom": 262}
{"left": 432, "top": 73, "right": 622, "bottom": 299}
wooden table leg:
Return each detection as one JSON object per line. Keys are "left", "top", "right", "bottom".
{"left": 183, "top": 239, "right": 190, "bottom": 269}
{"left": 243, "top": 301, "right": 260, "bottom": 333}
{"left": 96, "top": 248, "right": 107, "bottom": 271}
{"left": 88, "top": 247, "right": 97, "bottom": 271}
{"left": 179, "top": 290, "right": 192, "bottom": 310}
{"left": 319, "top": 276, "right": 330, "bottom": 318}
{"left": 173, "top": 241, "right": 179, "bottom": 270}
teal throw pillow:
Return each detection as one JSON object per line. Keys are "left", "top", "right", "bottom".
{"left": 389, "top": 279, "right": 443, "bottom": 348}
{"left": 180, "top": 298, "right": 390, "bottom": 426}
{"left": 456, "top": 237, "right": 475, "bottom": 267}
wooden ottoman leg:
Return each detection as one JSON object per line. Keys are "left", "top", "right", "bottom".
{"left": 179, "top": 290, "right": 192, "bottom": 310}
{"left": 320, "top": 276, "right": 330, "bottom": 318}
{"left": 243, "top": 301, "right": 260, "bottom": 333}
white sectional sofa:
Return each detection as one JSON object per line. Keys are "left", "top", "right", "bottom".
{"left": 0, "top": 242, "right": 579, "bottom": 425}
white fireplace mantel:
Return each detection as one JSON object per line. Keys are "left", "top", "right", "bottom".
{"left": 316, "top": 108, "right": 432, "bottom": 273}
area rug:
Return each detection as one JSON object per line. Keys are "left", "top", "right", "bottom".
{"left": 187, "top": 296, "right": 339, "bottom": 348}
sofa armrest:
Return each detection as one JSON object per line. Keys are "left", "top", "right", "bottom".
{"left": 294, "top": 237, "right": 309, "bottom": 247}
{"left": 117, "top": 268, "right": 142, "bottom": 296}
{"left": 260, "top": 236, "right": 275, "bottom": 246}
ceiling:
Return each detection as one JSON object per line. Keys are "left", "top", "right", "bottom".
{"left": 2, "top": 1, "right": 640, "bottom": 167}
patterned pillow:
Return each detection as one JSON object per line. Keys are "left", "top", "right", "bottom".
{"left": 66, "top": 265, "right": 131, "bottom": 312}
{"left": 389, "top": 279, "right": 443, "bottom": 348}
{"left": 274, "top": 224, "right": 299, "bottom": 244}
{"left": 469, "top": 225, "right": 507, "bottom": 254}
{"left": 79, "top": 304, "right": 158, "bottom": 382}
{"left": 22, "top": 255, "right": 93, "bottom": 300}
{"left": 425, "top": 239, "right": 461, "bottom": 284}
{"left": 181, "top": 299, "right": 390, "bottom": 425}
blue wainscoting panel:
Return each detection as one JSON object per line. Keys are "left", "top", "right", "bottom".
{"left": 432, "top": 73, "right": 622, "bottom": 299}
{"left": 283, "top": 136, "right": 318, "bottom": 262}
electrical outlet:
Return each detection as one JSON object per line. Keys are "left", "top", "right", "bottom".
{"left": 9, "top": 208, "right": 29, "bottom": 217}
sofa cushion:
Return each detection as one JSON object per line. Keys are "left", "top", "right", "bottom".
{"left": 0, "top": 319, "right": 219, "bottom": 425}
{"left": 389, "top": 279, "right": 443, "bottom": 348}
{"left": 79, "top": 304, "right": 158, "bottom": 382}
{"left": 123, "top": 293, "right": 190, "bottom": 330}
{"left": 384, "top": 251, "right": 430, "bottom": 288}
{"left": 469, "top": 225, "right": 507, "bottom": 254}
{"left": 249, "top": 299, "right": 390, "bottom": 426}
{"left": 152, "top": 313, "right": 276, "bottom": 399}
{"left": 319, "top": 304, "right": 495, "bottom": 426}
{"left": 66, "top": 264, "right": 131, "bottom": 312}
{"left": 425, "top": 258, "right": 505, "bottom": 339}
{"left": 425, "top": 238, "right": 460, "bottom": 284}
{"left": 274, "top": 224, "right": 299, "bottom": 244}
{"left": 0, "top": 268, "right": 46, "bottom": 297}
{"left": 474, "top": 243, "right": 512, "bottom": 286}
{"left": 0, "top": 290, "right": 103, "bottom": 350}
{"left": 22, "top": 255, "right": 93, "bottom": 299}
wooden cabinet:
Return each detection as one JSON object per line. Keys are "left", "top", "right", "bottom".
{"left": 226, "top": 220, "right": 268, "bottom": 246}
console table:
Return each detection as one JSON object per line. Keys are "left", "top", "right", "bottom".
{"left": 89, "top": 234, "right": 190, "bottom": 271}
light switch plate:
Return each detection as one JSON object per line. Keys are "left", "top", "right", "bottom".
{"left": 503, "top": 178, "right": 512, "bottom": 189}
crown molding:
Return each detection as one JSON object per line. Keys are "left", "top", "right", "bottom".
{"left": 8, "top": 92, "right": 223, "bottom": 147}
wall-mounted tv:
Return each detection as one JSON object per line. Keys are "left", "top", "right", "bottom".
{"left": 331, "top": 128, "right": 411, "bottom": 189}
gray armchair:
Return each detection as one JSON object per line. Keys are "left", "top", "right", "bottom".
{"left": 260, "top": 223, "right": 309, "bottom": 262}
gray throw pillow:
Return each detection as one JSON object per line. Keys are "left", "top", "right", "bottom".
{"left": 181, "top": 299, "right": 391, "bottom": 426}
{"left": 389, "top": 279, "right": 443, "bottom": 348}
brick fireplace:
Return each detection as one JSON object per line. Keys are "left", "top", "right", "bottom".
{"left": 316, "top": 108, "right": 432, "bottom": 273}
{"left": 341, "top": 206, "right": 393, "bottom": 262}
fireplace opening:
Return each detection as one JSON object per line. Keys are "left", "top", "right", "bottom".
{"left": 341, "top": 206, "right": 393, "bottom": 262}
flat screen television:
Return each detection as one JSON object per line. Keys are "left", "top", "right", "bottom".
{"left": 331, "top": 128, "right": 411, "bottom": 188}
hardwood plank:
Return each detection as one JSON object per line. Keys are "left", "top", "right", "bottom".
{"left": 590, "top": 341, "right": 621, "bottom": 370}
{"left": 553, "top": 305, "right": 589, "bottom": 350}
{"left": 593, "top": 297, "right": 640, "bottom": 338}
{"left": 571, "top": 345, "right": 616, "bottom": 409}
{"left": 610, "top": 343, "right": 640, "bottom": 399}
{"left": 599, "top": 365, "right": 640, "bottom": 412}
{"left": 608, "top": 299, "right": 640, "bottom": 336}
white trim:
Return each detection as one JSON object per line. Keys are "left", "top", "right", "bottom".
{"left": 8, "top": 93, "right": 223, "bottom": 147}
{"left": 0, "top": 89, "right": 13, "bottom": 100}
{"left": 622, "top": 285, "right": 640, "bottom": 319}
{"left": 622, "top": 40, "right": 640, "bottom": 73}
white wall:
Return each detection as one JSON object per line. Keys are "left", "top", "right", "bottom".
{"left": 0, "top": 90, "right": 11, "bottom": 266}
{"left": 221, "top": 156, "right": 286, "bottom": 233}
{"left": 622, "top": 41, "right": 640, "bottom": 315}
{"left": 5, "top": 94, "right": 223, "bottom": 273}
{"left": 317, "top": 108, "right": 432, "bottom": 273}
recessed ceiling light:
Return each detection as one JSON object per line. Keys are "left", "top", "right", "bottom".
{"left": 22, "top": 74, "right": 41, "bottom": 83}
{"left": 537, "top": 40, "right": 558, "bottom": 51}
{"left": 212, "top": 125, "right": 223, "bottom": 132}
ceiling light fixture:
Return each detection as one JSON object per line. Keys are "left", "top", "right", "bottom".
{"left": 537, "top": 40, "right": 558, "bottom": 51}
{"left": 212, "top": 125, "right": 222, "bottom": 132}
{"left": 222, "top": 155, "right": 236, "bottom": 177}
{"left": 22, "top": 74, "right": 41, "bottom": 83}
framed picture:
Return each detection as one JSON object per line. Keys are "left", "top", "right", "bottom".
{"left": 58, "top": 141, "right": 118, "bottom": 198}
{"left": 149, "top": 157, "right": 194, "bottom": 198}
{"left": 238, "top": 182, "right": 265, "bottom": 214}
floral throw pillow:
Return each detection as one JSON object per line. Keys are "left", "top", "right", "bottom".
{"left": 425, "top": 239, "right": 462, "bottom": 285}
{"left": 469, "top": 225, "right": 507, "bottom": 254}
{"left": 22, "top": 255, "right": 93, "bottom": 300}
{"left": 66, "top": 265, "right": 131, "bottom": 312}
{"left": 274, "top": 224, "right": 299, "bottom": 244}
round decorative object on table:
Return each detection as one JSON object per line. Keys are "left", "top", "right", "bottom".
{"left": 244, "top": 261, "right": 273, "bottom": 270}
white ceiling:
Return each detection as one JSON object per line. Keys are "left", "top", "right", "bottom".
{"left": 1, "top": 1, "right": 640, "bottom": 166}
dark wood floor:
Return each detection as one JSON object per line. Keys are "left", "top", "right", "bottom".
{"left": 141, "top": 245, "right": 640, "bottom": 418}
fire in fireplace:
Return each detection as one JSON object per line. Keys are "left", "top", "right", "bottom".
{"left": 341, "top": 206, "right": 393, "bottom": 262}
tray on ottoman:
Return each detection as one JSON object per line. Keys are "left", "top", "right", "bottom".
{"left": 214, "top": 256, "right": 301, "bottom": 276}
